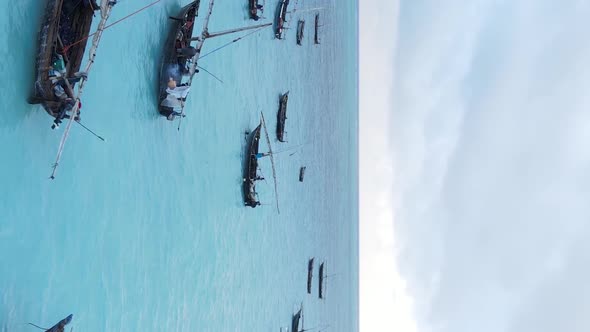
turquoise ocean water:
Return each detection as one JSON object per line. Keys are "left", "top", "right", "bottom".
{"left": 0, "top": 0, "right": 357, "bottom": 331}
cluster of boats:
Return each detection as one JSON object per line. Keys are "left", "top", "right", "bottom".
{"left": 28, "top": 0, "right": 280, "bottom": 178}
{"left": 29, "top": 0, "right": 321, "bottom": 179}
{"left": 274, "top": 0, "right": 322, "bottom": 45}
{"left": 280, "top": 259, "right": 328, "bottom": 332}
{"left": 243, "top": 1, "right": 325, "bottom": 208}
{"left": 242, "top": 92, "right": 307, "bottom": 209}
{"left": 307, "top": 258, "right": 328, "bottom": 299}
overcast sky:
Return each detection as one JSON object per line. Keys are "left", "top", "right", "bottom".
{"left": 361, "top": 1, "right": 590, "bottom": 331}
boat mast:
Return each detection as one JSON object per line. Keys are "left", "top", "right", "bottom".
{"left": 260, "top": 112, "right": 281, "bottom": 214}
{"left": 191, "top": 22, "right": 272, "bottom": 40}
{"left": 50, "top": 0, "right": 116, "bottom": 179}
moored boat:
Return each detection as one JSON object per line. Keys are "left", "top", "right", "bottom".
{"left": 318, "top": 262, "right": 326, "bottom": 299}
{"left": 249, "top": 0, "right": 264, "bottom": 20}
{"left": 291, "top": 304, "right": 303, "bottom": 332}
{"left": 276, "top": 91, "right": 289, "bottom": 142}
{"left": 158, "top": 1, "right": 200, "bottom": 120}
{"left": 307, "top": 257, "right": 314, "bottom": 293}
{"left": 296, "top": 19, "right": 305, "bottom": 45}
{"left": 275, "top": 0, "right": 289, "bottom": 39}
{"left": 42, "top": 314, "right": 73, "bottom": 332}
{"left": 30, "top": 0, "right": 100, "bottom": 122}
{"left": 243, "top": 123, "right": 263, "bottom": 207}
{"left": 314, "top": 13, "right": 320, "bottom": 44}
{"left": 299, "top": 166, "right": 306, "bottom": 182}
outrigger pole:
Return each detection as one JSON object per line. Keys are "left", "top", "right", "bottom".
{"left": 50, "top": 0, "right": 116, "bottom": 180}
{"left": 260, "top": 111, "right": 280, "bottom": 214}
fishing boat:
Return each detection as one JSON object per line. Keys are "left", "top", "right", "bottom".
{"left": 40, "top": 0, "right": 117, "bottom": 180}
{"left": 296, "top": 19, "right": 305, "bottom": 45}
{"left": 158, "top": 1, "right": 200, "bottom": 120}
{"left": 276, "top": 91, "right": 289, "bottom": 142}
{"left": 307, "top": 257, "right": 314, "bottom": 294}
{"left": 29, "top": 0, "right": 101, "bottom": 120}
{"left": 243, "top": 122, "right": 263, "bottom": 207}
{"left": 249, "top": 0, "right": 264, "bottom": 20}
{"left": 275, "top": 0, "right": 289, "bottom": 39}
{"left": 299, "top": 166, "right": 306, "bottom": 182}
{"left": 291, "top": 303, "right": 304, "bottom": 332}
{"left": 159, "top": 0, "right": 272, "bottom": 122}
{"left": 34, "top": 314, "right": 73, "bottom": 332}
{"left": 318, "top": 262, "right": 325, "bottom": 299}
{"left": 314, "top": 13, "right": 320, "bottom": 44}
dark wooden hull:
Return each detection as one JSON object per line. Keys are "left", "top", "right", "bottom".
{"left": 31, "top": 0, "right": 98, "bottom": 117}
{"left": 45, "top": 314, "right": 73, "bottom": 332}
{"left": 274, "top": 0, "right": 289, "bottom": 39}
{"left": 276, "top": 92, "right": 289, "bottom": 142}
{"left": 296, "top": 20, "right": 305, "bottom": 45}
{"left": 291, "top": 308, "right": 302, "bottom": 332}
{"left": 299, "top": 166, "right": 306, "bottom": 182}
{"left": 318, "top": 262, "right": 325, "bottom": 299}
{"left": 243, "top": 123, "right": 262, "bottom": 207}
{"left": 314, "top": 14, "right": 320, "bottom": 44}
{"left": 249, "top": 0, "right": 261, "bottom": 19}
{"left": 307, "top": 257, "right": 314, "bottom": 293}
{"left": 158, "top": 1, "right": 200, "bottom": 117}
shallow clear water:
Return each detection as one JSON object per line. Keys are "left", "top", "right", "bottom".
{"left": 0, "top": 0, "right": 357, "bottom": 331}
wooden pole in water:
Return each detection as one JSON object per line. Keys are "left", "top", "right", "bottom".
{"left": 190, "top": 22, "right": 272, "bottom": 40}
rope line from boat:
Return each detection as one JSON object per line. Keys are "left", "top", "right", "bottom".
{"left": 75, "top": 120, "right": 106, "bottom": 141}
{"left": 27, "top": 323, "right": 48, "bottom": 330}
{"left": 63, "top": 0, "right": 162, "bottom": 55}
{"left": 196, "top": 65, "right": 224, "bottom": 84}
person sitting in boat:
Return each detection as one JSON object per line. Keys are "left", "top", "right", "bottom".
{"left": 166, "top": 78, "right": 191, "bottom": 101}
{"left": 255, "top": 152, "right": 270, "bottom": 159}
{"left": 248, "top": 201, "right": 261, "bottom": 208}
{"left": 52, "top": 99, "right": 81, "bottom": 130}
{"left": 177, "top": 46, "right": 198, "bottom": 59}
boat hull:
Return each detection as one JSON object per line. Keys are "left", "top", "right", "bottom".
{"left": 276, "top": 92, "right": 289, "bottom": 142}
{"left": 31, "top": 0, "right": 97, "bottom": 117}
{"left": 299, "top": 166, "right": 306, "bottom": 182}
{"left": 296, "top": 20, "right": 305, "bottom": 45}
{"left": 243, "top": 123, "right": 262, "bottom": 207}
{"left": 314, "top": 14, "right": 320, "bottom": 44}
{"left": 307, "top": 257, "right": 314, "bottom": 293}
{"left": 45, "top": 314, "right": 73, "bottom": 332}
{"left": 274, "top": 0, "right": 289, "bottom": 39}
{"left": 158, "top": 1, "right": 200, "bottom": 119}
{"left": 249, "top": 0, "right": 261, "bottom": 19}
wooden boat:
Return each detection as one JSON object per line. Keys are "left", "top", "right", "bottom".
{"left": 276, "top": 91, "right": 289, "bottom": 142}
{"left": 307, "top": 257, "right": 314, "bottom": 294}
{"left": 291, "top": 304, "right": 303, "bottom": 332}
{"left": 314, "top": 13, "right": 320, "bottom": 44}
{"left": 299, "top": 166, "right": 306, "bottom": 182}
{"left": 29, "top": 0, "right": 100, "bottom": 118}
{"left": 249, "top": 0, "right": 263, "bottom": 20}
{"left": 45, "top": 314, "right": 73, "bottom": 332}
{"left": 318, "top": 262, "right": 325, "bottom": 299}
{"left": 296, "top": 19, "right": 305, "bottom": 45}
{"left": 274, "top": 0, "right": 289, "bottom": 39}
{"left": 158, "top": 1, "right": 200, "bottom": 120}
{"left": 243, "top": 123, "right": 263, "bottom": 208}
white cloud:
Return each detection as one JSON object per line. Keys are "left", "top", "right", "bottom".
{"left": 391, "top": 1, "right": 590, "bottom": 332}
{"left": 360, "top": 1, "right": 418, "bottom": 332}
